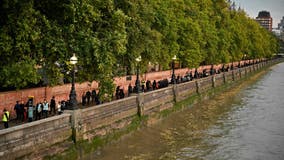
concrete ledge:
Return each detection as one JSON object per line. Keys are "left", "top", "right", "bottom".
{"left": 0, "top": 114, "right": 71, "bottom": 135}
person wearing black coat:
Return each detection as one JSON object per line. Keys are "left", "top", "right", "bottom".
{"left": 86, "top": 91, "right": 91, "bottom": 105}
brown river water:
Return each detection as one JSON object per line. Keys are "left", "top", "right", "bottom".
{"left": 84, "top": 63, "right": 284, "bottom": 160}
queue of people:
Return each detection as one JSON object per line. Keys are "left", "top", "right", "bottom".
{"left": 81, "top": 89, "right": 101, "bottom": 106}
{"left": 1, "top": 96, "right": 69, "bottom": 129}
{"left": 2, "top": 60, "right": 263, "bottom": 129}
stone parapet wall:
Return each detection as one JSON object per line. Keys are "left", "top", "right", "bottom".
{"left": 143, "top": 87, "right": 174, "bottom": 114}
{"left": 0, "top": 114, "right": 71, "bottom": 160}
{"left": 214, "top": 73, "right": 225, "bottom": 87}
{"left": 79, "top": 96, "right": 138, "bottom": 135}
{"left": 176, "top": 81, "right": 196, "bottom": 102}
{"left": 197, "top": 76, "right": 214, "bottom": 93}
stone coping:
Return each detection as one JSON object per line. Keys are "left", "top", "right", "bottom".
{"left": 0, "top": 113, "right": 71, "bottom": 135}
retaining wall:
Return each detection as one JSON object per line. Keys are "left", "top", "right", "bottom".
{"left": 0, "top": 114, "right": 71, "bottom": 159}
{"left": 0, "top": 59, "right": 279, "bottom": 160}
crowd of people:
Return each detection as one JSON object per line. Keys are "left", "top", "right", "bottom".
{"left": 2, "top": 60, "right": 263, "bottom": 129}
{"left": 81, "top": 89, "right": 101, "bottom": 106}
{"left": 122, "top": 61, "right": 259, "bottom": 97}
{"left": 1, "top": 96, "right": 69, "bottom": 129}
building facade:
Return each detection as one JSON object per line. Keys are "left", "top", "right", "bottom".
{"left": 278, "top": 16, "right": 284, "bottom": 41}
{"left": 256, "top": 11, "right": 273, "bottom": 31}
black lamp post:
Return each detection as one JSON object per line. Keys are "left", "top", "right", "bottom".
{"left": 171, "top": 55, "right": 177, "bottom": 84}
{"left": 69, "top": 53, "right": 78, "bottom": 110}
{"left": 135, "top": 56, "right": 142, "bottom": 93}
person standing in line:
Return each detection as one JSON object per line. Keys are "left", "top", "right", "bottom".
{"left": 23, "top": 100, "right": 28, "bottom": 122}
{"left": 14, "top": 101, "right": 21, "bottom": 122}
{"left": 50, "top": 96, "right": 56, "bottom": 115}
{"left": 19, "top": 100, "right": 25, "bottom": 122}
{"left": 57, "top": 101, "right": 62, "bottom": 115}
{"left": 189, "top": 71, "right": 193, "bottom": 80}
{"left": 194, "top": 68, "right": 199, "bottom": 79}
{"left": 27, "top": 97, "right": 34, "bottom": 122}
{"left": 91, "top": 89, "right": 96, "bottom": 104}
{"left": 35, "top": 102, "right": 42, "bottom": 120}
{"left": 119, "top": 89, "right": 125, "bottom": 99}
{"left": 28, "top": 104, "right": 34, "bottom": 122}
{"left": 2, "top": 108, "right": 9, "bottom": 128}
{"left": 128, "top": 84, "right": 133, "bottom": 96}
{"left": 115, "top": 86, "right": 120, "bottom": 100}
{"left": 146, "top": 80, "right": 151, "bottom": 91}
{"left": 95, "top": 92, "right": 101, "bottom": 105}
{"left": 86, "top": 91, "right": 91, "bottom": 105}
{"left": 152, "top": 80, "right": 157, "bottom": 90}
{"left": 141, "top": 79, "right": 146, "bottom": 92}
{"left": 42, "top": 99, "right": 49, "bottom": 118}
{"left": 82, "top": 92, "right": 86, "bottom": 106}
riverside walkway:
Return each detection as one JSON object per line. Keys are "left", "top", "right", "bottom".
{"left": 0, "top": 60, "right": 263, "bottom": 130}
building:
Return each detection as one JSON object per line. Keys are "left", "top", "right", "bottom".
{"left": 278, "top": 16, "right": 284, "bottom": 29}
{"left": 278, "top": 16, "right": 284, "bottom": 41}
{"left": 255, "top": 11, "right": 273, "bottom": 31}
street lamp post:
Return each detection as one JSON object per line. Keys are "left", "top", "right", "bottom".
{"left": 135, "top": 56, "right": 142, "bottom": 93}
{"left": 69, "top": 53, "right": 78, "bottom": 110}
{"left": 171, "top": 55, "right": 177, "bottom": 84}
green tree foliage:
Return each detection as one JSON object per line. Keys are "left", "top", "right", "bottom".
{"left": 0, "top": 0, "right": 279, "bottom": 95}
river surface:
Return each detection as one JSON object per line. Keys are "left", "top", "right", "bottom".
{"left": 85, "top": 63, "right": 284, "bottom": 160}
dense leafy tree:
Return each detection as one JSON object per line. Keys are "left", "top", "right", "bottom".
{"left": 0, "top": 0, "right": 279, "bottom": 96}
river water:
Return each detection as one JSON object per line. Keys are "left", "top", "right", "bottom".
{"left": 85, "top": 63, "right": 284, "bottom": 160}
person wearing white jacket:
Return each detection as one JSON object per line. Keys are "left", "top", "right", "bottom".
{"left": 43, "top": 99, "right": 49, "bottom": 118}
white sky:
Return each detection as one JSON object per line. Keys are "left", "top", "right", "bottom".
{"left": 233, "top": 0, "right": 284, "bottom": 28}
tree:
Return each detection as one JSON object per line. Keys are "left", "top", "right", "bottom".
{"left": 0, "top": 0, "right": 279, "bottom": 93}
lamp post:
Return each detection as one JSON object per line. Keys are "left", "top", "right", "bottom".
{"left": 69, "top": 53, "right": 78, "bottom": 110}
{"left": 135, "top": 56, "right": 142, "bottom": 93}
{"left": 171, "top": 55, "right": 177, "bottom": 84}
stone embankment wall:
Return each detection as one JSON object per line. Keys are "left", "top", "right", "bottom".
{"left": 0, "top": 114, "right": 71, "bottom": 160}
{"left": 0, "top": 59, "right": 279, "bottom": 160}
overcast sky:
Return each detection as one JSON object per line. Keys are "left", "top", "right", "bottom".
{"left": 233, "top": 0, "right": 284, "bottom": 28}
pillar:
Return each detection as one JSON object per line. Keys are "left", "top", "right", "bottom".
{"left": 223, "top": 72, "right": 226, "bottom": 84}
{"left": 137, "top": 93, "right": 144, "bottom": 117}
{"left": 212, "top": 76, "right": 216, "bottom": 88}
{"left": 172, "top": 84, "right": 177, "bottom": 103}
{"left": 65, "top": 109, "right": 83, "bottom": 143}
{"left": 196, "top": 80, "right": 200, "bottom": 94}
